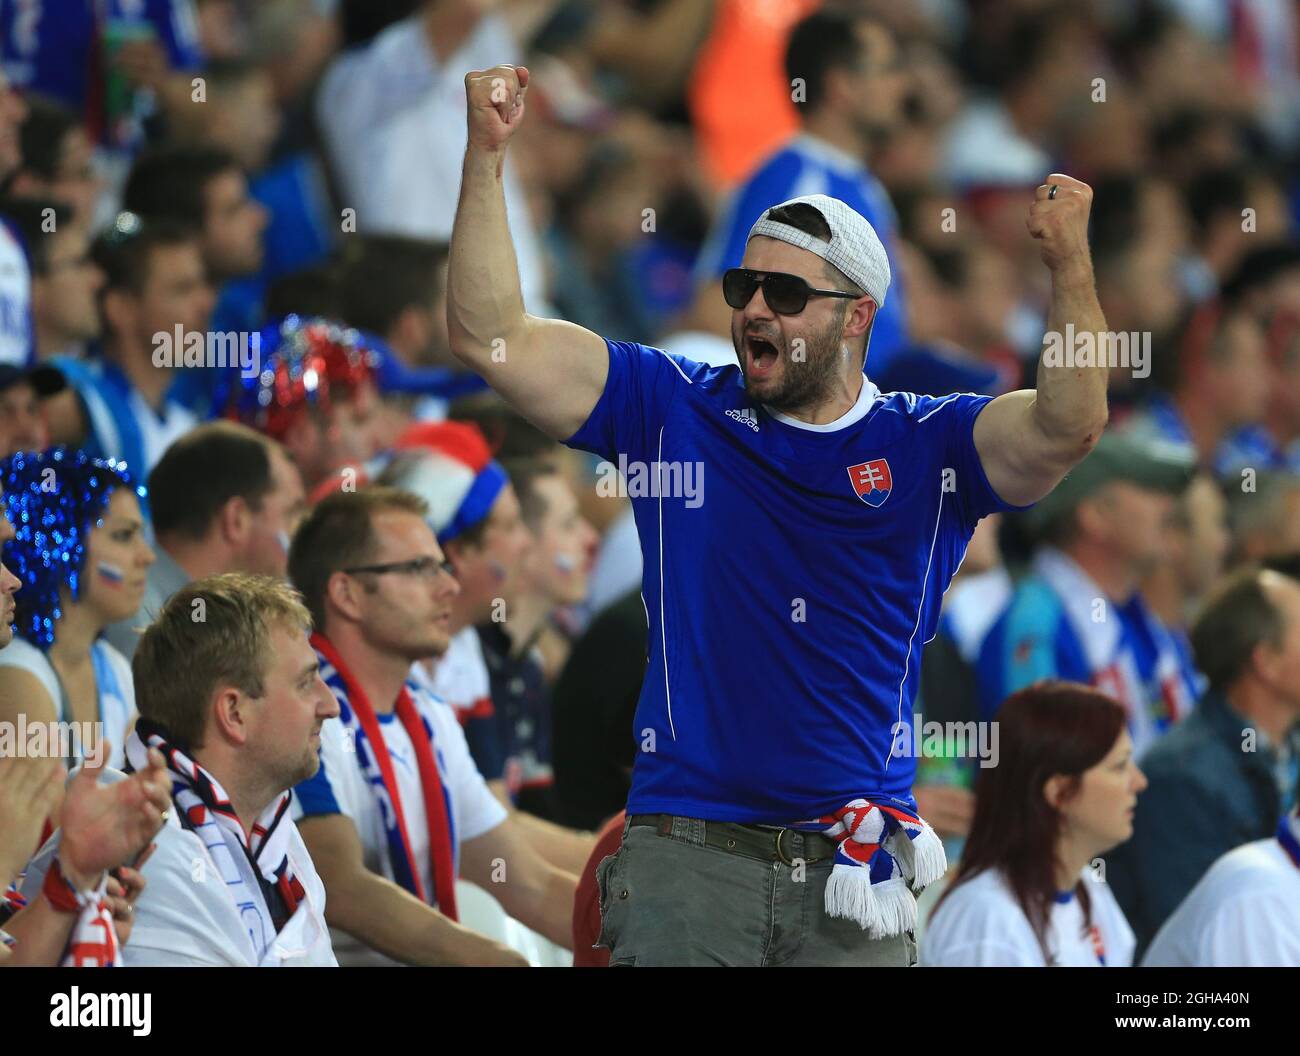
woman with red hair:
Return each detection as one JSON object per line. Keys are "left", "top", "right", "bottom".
{"left": 921, "top": 680, "right": 1145, "bottom": 966}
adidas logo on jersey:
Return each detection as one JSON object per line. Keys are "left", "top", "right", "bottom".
{"left": 726, "top": 406, "right": 759, "bottom": 432}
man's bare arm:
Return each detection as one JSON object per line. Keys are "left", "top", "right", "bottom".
{"left": 448, "top": 64, "right": 608, "bottom": 441}
{"left": 460, "top": 818, "right": 577, "bottom": 950}
{"left": 974, "top": 174, "right": 1110, "bottom": 507}
{"left": 484, "top": 779, "right": 596, "bottom": 877}
{"left": 297, "top": 813, "right": 526, "bottom": 966}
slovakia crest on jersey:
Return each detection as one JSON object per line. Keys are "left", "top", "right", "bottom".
{"left": 847, "top": 458, "right": 892, "bottom": 507}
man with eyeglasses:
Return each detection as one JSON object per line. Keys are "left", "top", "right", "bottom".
{"left": 288, "top": 487, "right": 578, "bottom": 965}
{"left": 449, "top": 63, "right": 1110, "bottom": 965}
{"left": 0, "top": 197, "right": 104, "bottom": 361}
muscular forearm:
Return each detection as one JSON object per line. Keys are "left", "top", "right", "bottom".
{"left": 448, "top": 145, "right": 529, "bottom": 368}
{"left": 1033, "top": 264, "right": 1110, "bottom": 453}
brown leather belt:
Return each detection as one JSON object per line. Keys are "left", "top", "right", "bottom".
{"left": 627, "top": 813, "right": 837, "bottom": 865}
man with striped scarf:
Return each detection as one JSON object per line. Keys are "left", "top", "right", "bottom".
{"left": 288, "top": 487, "right": 580, "bottom": 966}
{"left": 447, "top": 64, "right": 1112, "bottom": 964}
{"left": 21, "top": 573, "right": 339, "bottom": 966}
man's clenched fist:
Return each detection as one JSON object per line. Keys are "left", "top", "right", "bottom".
{"left": 1027, "top": 173, "right": 1094, "bottom": 278}
{"left": 464, "top": 65, "right": 530, "bottom": 152}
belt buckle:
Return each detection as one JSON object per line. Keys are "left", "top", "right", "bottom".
{"left": 774, "top": 827, "right": 796, "bottom": 866}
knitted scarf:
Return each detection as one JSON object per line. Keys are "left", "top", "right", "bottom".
{"left": 125, "top": 720, "right": 304, "bottom": 958}
{"left": 2, "top": 875, "right": 120, "bottom": 966}
{"left": 792, "top": 797, "right": 947, "bottom": 938}
{"left": 312, "top": 633, "right": 458, "bottom": 920}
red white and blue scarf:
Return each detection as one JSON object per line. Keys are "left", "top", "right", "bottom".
{"left": 312, "top": 634, "right": 459, "bottom": 920}
{"left": 792, "top": 797, "right": 946, "bottom": 937}
{"left": 2, "top": 874, "right": 121, "bottom": 966}
{"left": 125, "top": 720, "right": 305, "bottom": 958}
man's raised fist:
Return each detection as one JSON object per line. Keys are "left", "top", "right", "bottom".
{"left": 1027, "top": 173, "right": 1094, "bottom": 277}
{"left": 464, "top": 64, "right": 530, "bottom": 152}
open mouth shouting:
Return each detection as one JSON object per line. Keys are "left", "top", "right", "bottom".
{"left": 744, "top": 332, "right": 782, "bottom": 379}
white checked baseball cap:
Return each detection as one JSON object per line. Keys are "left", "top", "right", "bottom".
{"left": 746, "top": 194, "right": 891, "bottom": 308}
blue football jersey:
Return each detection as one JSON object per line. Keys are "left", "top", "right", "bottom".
{"left": 564, "top": 339, "right": 1026, "bottom": 823}
{"left": 1, "top": 0, "right": 202, "bottom": 114}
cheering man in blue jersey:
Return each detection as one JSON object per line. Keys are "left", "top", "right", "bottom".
{"left": 448, "top": 65, "right": 1111, "bottom": 967}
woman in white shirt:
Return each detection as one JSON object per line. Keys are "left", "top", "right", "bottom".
{"left": 0, "top": 448, "right": 154, "bottom": 771}
{"left": 921, "top": 680, "right": 1146, "bottom": 967}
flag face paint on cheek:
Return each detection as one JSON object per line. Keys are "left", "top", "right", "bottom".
{"left": 96, "top": 561, "right": 126, "bottom": 584}
{"left": 277, "top": 530, "right": 291, "bottom": 555}
{"left": 553, "top": 553, "right": 577, "bottom": 573}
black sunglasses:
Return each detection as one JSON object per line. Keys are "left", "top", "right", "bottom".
{"left": 723, "top": 268, "right": 860, "bottom": 316}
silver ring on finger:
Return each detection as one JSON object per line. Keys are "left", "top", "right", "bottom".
{"left": 1048, "top": 184, "right": 1058, "bottom": 200}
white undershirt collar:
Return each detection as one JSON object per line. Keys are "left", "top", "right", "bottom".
{"left": 764, "top": 375, "right": 880, "bottom": 433}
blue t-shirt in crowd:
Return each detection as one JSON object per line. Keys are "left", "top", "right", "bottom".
{"left": 693, "top": 133, "right": 908, "bottom": 376}
{"left": 563, "top": 339, "right": 1022, "bottom": 823}
{"left": 1, "top": 0, "right": 202, "bottom": 113}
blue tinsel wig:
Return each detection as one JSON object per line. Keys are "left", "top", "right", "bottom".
{"left": 0, "top": 447, "right": 145, "bottom": 651}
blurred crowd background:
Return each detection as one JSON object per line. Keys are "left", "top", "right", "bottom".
{"left": 1, "top": 0, "right": 1299, "bottom": 966}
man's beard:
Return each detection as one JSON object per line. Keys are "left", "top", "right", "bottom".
{"left": 736, "top": 319, "right": 846, "bottom": 413}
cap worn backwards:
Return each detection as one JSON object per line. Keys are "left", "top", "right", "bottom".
{"left": 746, "top": 193, "right": 892, "bottom": 308}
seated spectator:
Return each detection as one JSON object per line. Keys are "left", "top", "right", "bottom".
{"left": 1120, "top": 304, "right": 1278, "bottom": 478}
{"left": 0, "top": 448, "right": 153, "bottom": 770}
{"left": 474, "top": 457, "right": 597, "bottom": 819}
{"left": 921, "top": 681, "right": 1142, "bottom": 967}
{"left": 551, "top": 588, "right": 646, "bottom": 831}
{"left": 172, "top": 58, "right": 336, "bottom": 292}
{"left": 226, "top": 315, "right": 386, "bottom": 494}
{"left": 314, "top": 0, "right": 550, "bottom": 313}
{"left": 21, "top": 573, "right": 339, "bottom": 966}
{"left": 1105, "top": 566, "right": 1300, "bottom": 955}
{"left": 288, "top": 487, "right": 580, "bottom": 965}
{"left": 1, "top": 745, "right": 168, "bottom": 967}
{"left": 43, "top": 217, "right": 213, "bottom": 475}
{"left": 336, "top": 235, "right": 451, "bottom": 370}
{"left": 0, "top": 198, "right": 104, "bottom": 361}
{"left": 105, "top": 421, "right": 307, "bottom": 658}
{"left": 0, "top": 69, "right": 31, "bottom": 371}
{"left": 377, "top": 421, "right": 529, "bottom": 732}
{"left": 0, "top": 0, "right": 204, "bottom": 150}
{"left": 5, "top": 95, "right": 104, "bottom": 230}
{"left": 334, "top": 235, "right": 487, "bottom": 429}
{"left": 122, "top": 144, "right": 268, "bottom": 339}
{"left": 976, "top": 433, "right": 1199, "bottom": 757}
{"left": 0, "top": 361, "right": 62, "bottom": 458}
{"left": 1140, "top": 473, "right": 1228, "bottom": 637}
{"left": 1226, "top": 470, "right": 1300, "bottom": 566}
{"left": 1142, "top": 805, "right": 1300, "bottom": 967}
{"left": 0, "top": 460, "right": 165, "bottom": 967}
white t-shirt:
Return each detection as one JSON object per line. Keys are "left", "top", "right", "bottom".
{"left": 291, "top": 672, "right": 507, "bottom": 967}
{"left": 129, "top": 387, "right": 198, "bottom": 473}
{"left": 22, "top": 769, "right": 335, "bottom": 967}
{"left": 921, "top": 866, "right": 1135, "bottom": 967}
{"left": 1142, "top": 838, "right": 1300, "bottom": 967}
{"left": 0, "top": 636, "right": 134, "bottom": 770}
{"left": 0, "top": 217, "right": 32, "bottom": 367}
{"left": 316, "top": 13, "right": 549, "bottom": 315}
{"left": 426, "top": 626, "right": 493, "bottom": 721}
